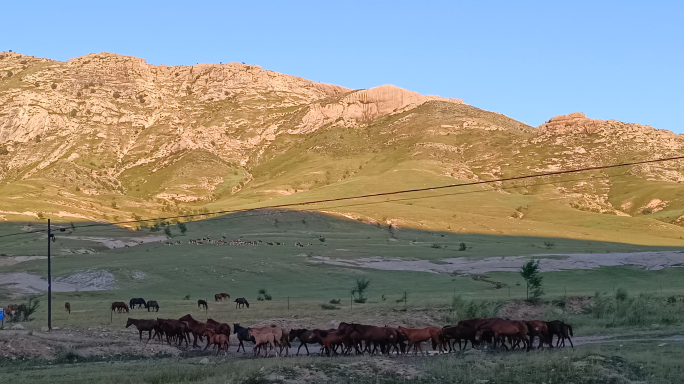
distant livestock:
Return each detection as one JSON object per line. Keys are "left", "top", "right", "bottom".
{"left": 234, "top": 298, "right": 249, "bottom": 309}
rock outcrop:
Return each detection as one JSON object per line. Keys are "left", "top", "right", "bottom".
{"left": 294, "top": 84, "right": 464, "bottom": 134}
{"left": 538, "top": 112, "right": 604, "bottom": 134}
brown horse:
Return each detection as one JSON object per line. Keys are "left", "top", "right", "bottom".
{"left": 214, "top": 293, "right": 230, "bottom": 302}
{"left": 111, "top": 301, "right": 129, "bottom": 313}
{"left": 126, "top": 318, "right": 158, "bottom": 342}
{"left": 397, "top": 326, "right": 444, "bottom": 354}
{"left": 475, "top": 319, "right": 529, "bottom": 350}
{"left": 341, "top": 323, "right": 398, "bottom": 355}
{"left": 179, "top": 314, "right": 214, "bottom": 348}
{"left": 197, "top": 299, "right": 208, "bottom": 310}
{"left": 203, "top": 329, "right": 230, "bottom": 355}
{"left": 64, "top": 302, "right": 71, "bottom": 314}
{"left": 312, "top": 328, "right": 347, "bottom": 356}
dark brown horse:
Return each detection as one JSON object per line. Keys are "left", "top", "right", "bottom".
{"left": 64, "top": 302, "right": 71, "bottom": 314}
{"left": 159, "top": 320, "right": 190, "bottom": 347}
{"left": 442, "top": 318, "right": 492, "bottom": 351}
{"left": 289, "top": 329, "right": 320, "bottom": 356}
{"left": 111, "top": 301, "right": 129, "bottom": 313}
{"left": 197, "top": 299, "right": 208, "bottom": 310}
{"left": 545, "top": 320, "right": 574, "bottom": 347}
{"left": 179, "top": 314, "right": 214, "bottom": 348}
{"left": 126, "top": 318, "right": 158, "bottom": 341}
{"left": 234, "top": 298, "right": 249, "bottom": 309}
{"left": 146, "top": 300, "right": 159, "bottom": 312}
{"left": 341, "top": 323, "right": 398, "bottom": 355}
{"left": 206, "top": 319, "right": 231, "bottom": 337}
{"left": 526, "top": 320, "right": 551, "bottom": 349}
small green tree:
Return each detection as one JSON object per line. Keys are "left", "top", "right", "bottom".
{"left": 520, "top": 260, "right": 544, "bottom": 301}
{"left": 177, "top": 222, "right": 187, "bottom": 235}
{"left": 14, "top": 296, "right": 41, "bottom": 322}
{"left": 352, "top": 278, "right": 371, "bottom": 303}
{"left": 164, "top": 227, "right": 172, "bottom": 237}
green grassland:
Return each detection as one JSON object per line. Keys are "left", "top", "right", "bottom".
{"left": 1, "top": 211, "right": 684, "bottom": 332}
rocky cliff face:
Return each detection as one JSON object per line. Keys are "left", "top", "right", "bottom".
{"left": 1, "top": 51, "right": 683, "bottom": 241}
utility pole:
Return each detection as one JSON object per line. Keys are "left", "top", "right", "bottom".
{"left": 47, "top": 219, "right": 52, "bottom": 330}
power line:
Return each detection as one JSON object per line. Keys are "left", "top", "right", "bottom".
{"left": 0, "top": 154, "right": 681, "bottom": 239}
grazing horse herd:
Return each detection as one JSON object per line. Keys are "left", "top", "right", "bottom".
{"left": 124, "top": 314, "right": 574, "bottom": 357}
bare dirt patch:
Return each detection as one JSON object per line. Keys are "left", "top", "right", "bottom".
{"left": 0, "top": 269, "right": 115, "bottom": 294}
{"left": 71, "top": 235, "right": 167, "bottom": 249}
{"left": 0, "top": 256, "right": 47, "bottom": 267}
{"left": 312, "top": 251, "right": 684, "bottom": 274}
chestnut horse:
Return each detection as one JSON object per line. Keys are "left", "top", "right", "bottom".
{"left": 397, "top": 326, "right": 444, "bottom": 354}
{"left": 111, "top": 301, "right": 129, "bottom": 313}
{"left": 289, "top": 329, "right": 321, "bottom": 356}
{"left": 214, "top": 293, "right": 230, "bottom": 302}
{"left": 203, "top": 329, "right": 230, "bottom": 355}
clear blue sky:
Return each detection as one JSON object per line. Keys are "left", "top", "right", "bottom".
{"left": 3, "top": 1, "right": 683, "bottom": 132}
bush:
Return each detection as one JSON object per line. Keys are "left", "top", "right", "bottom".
{"left": 69, "top": 109, "right": 77, "bottom": 117}
{"left": 6, "top": 71, "right": 12, "bottom": 77}
{"left": 329, "top": 299, "right": 341, "bottom": 304}
{"left": 0, "top": 146, "right": 8, "bottom": 155}
{"left": 544, "top": 241, "right": 555, "bottom": 248}
{"left": 447, "top": 295, "right": 502, "bottom": 323}
{"left": 51, "top": 83, "right": 57, "bottom": 89}
{"left": 257, "top": 289, "right": 272, "bottom": 301}
{"left": 615, "top": 288, "right": 628, "bottom": 301}
{"left": 458, "top": 242, "right": 467, "bottom": 251}
{"left": 14, "top": 296, "right": 41, "bottom": 322}
{"left": 431, "top": 243, "right": 442, "bottom": 249}
{"left": 667, "top": 296, "right": 678, "bottom": 304}
{"left": 321, "top": 303, "right": 339, "bottom": 310}
{"left": 113, "top": 91, "right": 120, "bottom": 99}
{"left": 164, "top": 227, "right": 172, "bottom": 237}
{"left": 182, "top": 295, "right": 190, "bottom": 300}
{"left": 178, "top": 222, "right": 187, "bottom": 234}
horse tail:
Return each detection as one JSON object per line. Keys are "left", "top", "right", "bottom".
{"left": 567, "top": 324, "right": 573, "bottom": 337}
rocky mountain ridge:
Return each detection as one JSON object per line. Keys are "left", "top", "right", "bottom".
{"left": 1, "top": 51, "right": 683, "bottom": 246}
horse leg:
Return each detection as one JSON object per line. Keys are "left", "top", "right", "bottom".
{"left": 567, "top": 336, "right": 574, "bottom": 348}
{"left": 139, "top": 330, "right": 143, "bottom": 341}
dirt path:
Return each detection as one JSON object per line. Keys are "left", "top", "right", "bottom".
{"left": 0, "top": 270, "right": 115, "bottom": 294}
{"left": 312, "top": 250, "right": 684, "bottom": 274}
{"left": 1, "top": 328, "right": 681, "bottom": 361}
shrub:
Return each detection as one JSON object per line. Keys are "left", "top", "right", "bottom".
{"left": 615, "top": 288, "right": 628, "bottom": 301}
{"left": 321, "top": 303, "right": 339, "bottom": 310}
{"left": 178, "top": 222, "right": 187, "bottom": 234}
{"left": 6, "top": 71, "right": 12, "bottom": 77}
{"left": 447, "top": 295, "right": 502, "bottom": 323}
{"left": 182, "top": 295, "right": 190, "bottom": 300}
{"left": 0, "top": 146, "right": 8, "bottom": 155}
{"left": 329, "top": 299, "right": 341, "bottom": 304}
{"left": 113, "top": 91, "right": 120, "bottom": 99}
{"left": 69, "top": 109, "right": 77, "bottom": 117}
{"left": 458, "top": 242, "right": 467, "bottom": 251}
{"left": 351, "top": 278, "right": 371, "bottom": 303}
{"left": 257, "top": 289, "right": 272, "bottom": 301}
{"left": 544, "top": 241, "right": 555, "bottom": 248}
{"left": 14, "top": 296, "right": 41, "bottom": 322}
{"left": 76, "top": 91, "right": 82, "bottom": 97}
{"left": 51, "top": 83, "right": 57, "bottom": 89}
{"left": 164, "top": 227, "right": 172, "bottom": 237}
{"left": 667, "top": 296, "right": 677, "bottom": 304}
{"left": 431, "top": 243, "right": 442, "bottom": 249}
{"left": 35, "top": 135, "right": 41, "bottom": 143}
{"left": 318, "top": 236, "right": 325, "bottom": 243}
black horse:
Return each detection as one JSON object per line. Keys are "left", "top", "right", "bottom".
{"left": 545, "top": 320, "right": 574, "bottom": 348}
{"left": 234, "top": 298, "right": 249, "bottom": 309}
{"left": 198, "top": 299, "right": 208, "bottom": 310}
{"left": 289, "top": 329, "right": 320, "bottom": 356}
{"left": 129, "top": 298, "right": 147, "bottom": 309}
{"left": 233, "top": 323, "right": 255, "bottom": 353}
{"left": 146, "top": 300, "right": 160, "bottom": 312}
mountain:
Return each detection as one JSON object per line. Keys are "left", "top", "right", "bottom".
{"left": 1, "top": 51, "right": 684, "bottom": 246}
